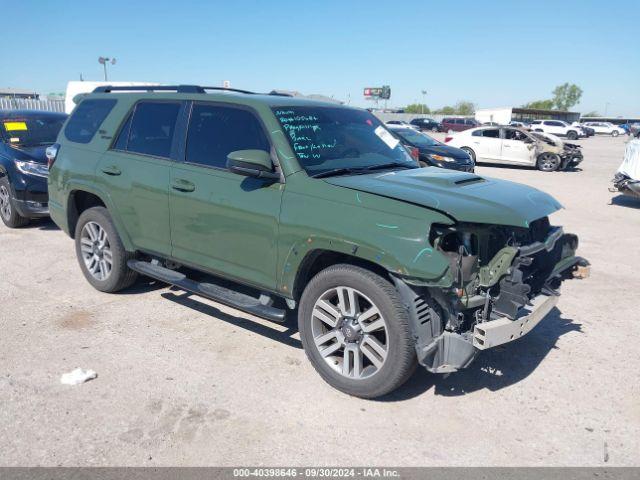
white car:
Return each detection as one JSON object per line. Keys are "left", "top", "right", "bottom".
{"left": 385, "top": 120, "right": 420, "bottom": 130}
{"left": 529, "top": 119, "right": 585, "bottom": 140}
{"left": 582, "top": 122, "right": 625, "bottom": 137}
{"left": 445, "top": 126, "right": 581, "bottom": 171}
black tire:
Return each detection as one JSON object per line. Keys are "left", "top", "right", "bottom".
{"left": 298, "top": 264, "right": 417, "bottom": 398}
{"left": 0, "top": 176, "right": 29, "bottom": 228}
{"left": 537, "top": 152, "right": 561, "bottom": 172}
{"left": 567, "top": 130, "right": 578, "bottom": 140}
{"left": 611, "top": 130, "right": 619, "bottom": 137}
{"left": 74, "top": 206, "right": 138, "bottom": 293}
{"left": 431, "top": 126, "right": 438, "bottom": 132}
{"left": 460, "top": 147, "right": 476, "bottom": 162}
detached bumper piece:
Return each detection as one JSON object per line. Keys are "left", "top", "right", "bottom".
{"left": 473, "top": 293, "right": 558, "bottom": 350}
{"left": 611, "top": 173, "right": 640, "bottom": 199}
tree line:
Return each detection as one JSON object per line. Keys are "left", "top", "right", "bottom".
{"left": 403, "top": 83, "right": 585, "bottom": 116}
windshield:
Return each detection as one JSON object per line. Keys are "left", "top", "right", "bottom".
{"left": 393, "top": 128, "right": 439, "bottom": 147}
{"left": 1, "top": 115, "right": 66, "bottom": 147}
{"left": 272, "top": 106, "right": 416, "bottom": 176}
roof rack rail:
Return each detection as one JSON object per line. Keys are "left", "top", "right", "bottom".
{"left": 92, "top": 85, "right": 257, "bottom": 95}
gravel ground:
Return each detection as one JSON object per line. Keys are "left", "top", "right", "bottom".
{"left": 0, "top": 134, "right": 638, "bottom": 467}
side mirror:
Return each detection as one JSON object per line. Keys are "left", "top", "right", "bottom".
{"left": 226, "top": 150, "right": 280, "bottom": 180}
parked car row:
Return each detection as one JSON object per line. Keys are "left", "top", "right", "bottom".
{"left": 387, "top": 117, "right": 630, "bottom": 140}
{"left": 0, "top": 86, "right": 589, "bottom": 398}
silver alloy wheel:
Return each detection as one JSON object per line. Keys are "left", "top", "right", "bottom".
{"left": 311, "top": 286, "right": 388, "bottom": 380}
{"left": 80, "top": 221, "right": 113, "bottom": 281}
{"left": 0, "top": 185, "right": 11, "bottom": 220}
{"left": 538, "top": 153, "right": 560, "bottom": 171}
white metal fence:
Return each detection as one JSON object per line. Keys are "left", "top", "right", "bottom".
{"left": 0, "top": 98, "right": 65, "bottom": 113}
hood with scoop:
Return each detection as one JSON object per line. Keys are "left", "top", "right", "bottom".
{"left": 325, "top": 167, "right": 562, "bottom": 228}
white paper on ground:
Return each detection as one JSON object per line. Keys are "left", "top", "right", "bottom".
{"left": 60, "top": 368, "right": 98, "bottom": 385}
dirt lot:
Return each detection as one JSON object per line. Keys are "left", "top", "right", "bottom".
{"left": 1, "top": 134, "right": 638, "bottom": 467}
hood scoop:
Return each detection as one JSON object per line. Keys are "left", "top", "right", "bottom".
{"left": 454, "top": 176, "right": 484, "bottom": 186}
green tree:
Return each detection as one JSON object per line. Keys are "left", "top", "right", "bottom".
{"left": 404, "top": 103, "right": 430, "bottom": 114}
{"left": 552, "top": 83, "right": 583, "bottom": 111}
{"left": 454, "top": 101, "right": 475, "bottom": 115}
{"left": 435, "top": 105, "right": 456, "bottom": 115}
{"left": 583, "top": 110, "right": 600, "bottom": 117}
{"left": 522, "top": 99, "right": 555, "bottom": 110}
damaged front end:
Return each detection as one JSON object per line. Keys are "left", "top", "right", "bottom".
{"left": 611, "top": 172, "right": 640, "bottom": 199}
{"left": 392, "top": 217, "right": 589, "bottom": 374}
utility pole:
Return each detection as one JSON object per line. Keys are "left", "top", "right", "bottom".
{"left": 98, "top": 57, "right": 117, "bottom": 81}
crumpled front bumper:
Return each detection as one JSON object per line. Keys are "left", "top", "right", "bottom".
{"left": 473, "top": 293, "right": 558, "bottom": 350}
{"left": 393, "top": 231, "right": 588, "bottom": 374}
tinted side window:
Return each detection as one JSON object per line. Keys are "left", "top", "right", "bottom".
{"left": 185, "top": 104, "right": 270, "bottom": 169}
{"left": 64, "top": 99, "right": 117, "bottom": 144}
{"left": 127, "top": 102, "right": 181, "bottom": 158}
{"left": 482, "top": 128, "right": 500, "bottom": 138}
{"left": 113, "top": 112, "right": 133, "bottom": 150}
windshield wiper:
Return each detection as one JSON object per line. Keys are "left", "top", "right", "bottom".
{"left": 311, "top": 167, "right": 362, "bottom": 178}
{"left": 360, "top": 162, "right": 417, "bottom": 172}
{"left": 312, "top": 162, "right": 416, "bottom": 179}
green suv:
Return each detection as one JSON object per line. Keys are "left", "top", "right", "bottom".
{"left": 48, "top": 85, "right": 587, "bottom": 398}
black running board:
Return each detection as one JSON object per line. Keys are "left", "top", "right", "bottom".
{"left": 127, "top": 260, "right": 286, "bottom": 323}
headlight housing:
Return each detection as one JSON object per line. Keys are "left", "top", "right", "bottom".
{"left": 14, "top": 159, "right": 49, "bottom": 178}
{"left": 429, "top": 154, "right": 457, "bottom": 163}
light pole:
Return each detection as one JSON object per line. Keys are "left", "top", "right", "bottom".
{"left": 604, "top": 102, "right": 611, "bottom": 116}
{"left": 98, "top": 57, "right": 116, "bottom": 81}
{"left": 421, "top": 90, "right": 427, "bottom": 114}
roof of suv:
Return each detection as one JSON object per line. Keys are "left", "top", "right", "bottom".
{"left": 82, "top": 85, "right": 350, "bottom": 109}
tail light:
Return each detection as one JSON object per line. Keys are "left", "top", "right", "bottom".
{"left": 45, "top": 143, "right": 60, "bottom": 169}
{"left": 410, "top": 147, "right": 420, "bottom": 161}
{"left": 444, "top": 136, "right": 453, "bottom": 143}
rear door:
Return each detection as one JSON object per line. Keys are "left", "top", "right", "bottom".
{"left": 168, "top": 102, "right": 283, "bottom": 290}
{"left": 500, "top": 128, "right": 536, "bottom": 165}
{"left": 544, "top": 121, "right": 565, "bottom": 135}
{"left": 470, "top": 128, "right": 501, "bottom": 162}
{"left": 97, "top": 100, "right": 182, "bottom": 256}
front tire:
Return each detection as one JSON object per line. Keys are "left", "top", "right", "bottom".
{"left": 460, "top": 147, "right": 476, "bottom": 162}
{"left": 0, "top": 177, "right": 29, "bottom": 228}
{"left": 298, "top": 264, "right": 417, "bottom": 398}
{"left": 74, "top": 206, "right": 138, "bottom": 292}
{"left": 567, "top": 130, "right": 578, "bottom": 140}
{"left": 537, "top": 152, "right": 561, "bottom": 172}
{"left": 612, "top": 130, "right": 619, "bottom": 137}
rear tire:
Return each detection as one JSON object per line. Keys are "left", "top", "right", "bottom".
{"left": 460, "top": 147, "right": 476, "bottom": 162}
{"left": 537, "top": 153, "right": 561, "bottom": 172}
{"left": 0, "top": 177, "right": 29, "bottom": 228}
{"left": 74, "top": 206, "right": 138, "bottom": 292}
{"left": 298, "top": 264, "right": 417, "bottom": 398}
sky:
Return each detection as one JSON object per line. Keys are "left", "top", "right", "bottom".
{"left": 2, "top": 0, "right": 639, "bottom": 116}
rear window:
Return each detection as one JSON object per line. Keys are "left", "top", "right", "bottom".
{"left": 64, "top": 98, "right": 117, "bottom": 144}
{"left": 126, "top": 102, "right": 181, "bottom": 158}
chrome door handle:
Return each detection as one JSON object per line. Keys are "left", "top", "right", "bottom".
{"left": 171, "top": 179, "right": 196, "bottom": 192}
{"left": 101, "top": 165, "right": 121, "bottom": 176}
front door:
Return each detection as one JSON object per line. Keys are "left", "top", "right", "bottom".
{"left": 500, "top": 128, "right": 536, "bottom": 165}
{"left": 471, "top": 127, "right": 502, "bottom": 162}
{"left": 97, "top": 100, "right": 182, "bottom": 256}
{"left": 169, "top": 102, "right": 283, "bottom": 291}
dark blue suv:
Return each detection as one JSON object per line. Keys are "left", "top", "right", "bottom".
{"left": 0, "top": 110, "right": 67, "bottom": 227}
